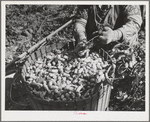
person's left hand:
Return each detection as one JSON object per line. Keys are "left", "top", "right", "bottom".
{"left": 99, "top": 26, "right": 115, "bottom": 44}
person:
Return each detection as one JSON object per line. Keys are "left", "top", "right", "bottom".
{"left": 73, "top": 5, "right": 143, "bottom": 56}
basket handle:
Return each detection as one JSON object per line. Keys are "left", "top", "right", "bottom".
{"left": 105, "top": 63, "right": 116, "bottom": 85}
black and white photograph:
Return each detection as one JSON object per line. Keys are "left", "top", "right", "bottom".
{"left": 2, "top": 1, "right": 149, "bottom": 121}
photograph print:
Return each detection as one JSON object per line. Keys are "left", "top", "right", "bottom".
{"left": 4, "top": 2, "right": 147, "bottom": 113}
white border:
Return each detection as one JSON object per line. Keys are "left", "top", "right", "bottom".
{"left": 2, "top": 1, "right": 149, "bottom": 121}
{"left": 1, "top": 1, "right": 148, "bottom": 5}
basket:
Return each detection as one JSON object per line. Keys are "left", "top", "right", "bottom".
{"left": 21, "top": 42, "right": 115, "bottom": 111}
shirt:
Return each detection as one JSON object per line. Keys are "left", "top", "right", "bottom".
{"left": 74, "top": 5, "right": 142, "bottom": 47}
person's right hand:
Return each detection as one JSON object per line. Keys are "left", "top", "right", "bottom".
{"left": 74, "top": 39, "right": 87, "bottom": 52}
{"left": 74, "top": 39, "right": 88, "bottom": 56}
{"left": 78, "top": 49, "right": 90, "bottom": 57}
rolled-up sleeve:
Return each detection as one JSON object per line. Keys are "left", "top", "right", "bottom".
{"left": 117, "top": 5, "right": 143, "bottom": 43}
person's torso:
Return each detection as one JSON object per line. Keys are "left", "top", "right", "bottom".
{"left": 86, "top": 5, "right": 124, "bottom": 40}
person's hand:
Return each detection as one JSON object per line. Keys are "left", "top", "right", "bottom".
{"left": 98, "top": 26, "right": 116, "bottom": 44}
{"left": 74, "top": 39, "right": 88, "bottom": 57}
{"left": 74, "top": 39, "right": 87, "bottom": 52}
{"left": 78, "top": 49, "right": 90, "bottom": 57}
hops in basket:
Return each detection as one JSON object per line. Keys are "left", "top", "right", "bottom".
{"left": 25, "top": 51, "right": 110, "bottom": 101}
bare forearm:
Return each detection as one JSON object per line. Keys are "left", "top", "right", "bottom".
{"left": 74, "top": 18, "right": 87, "bottom": 42}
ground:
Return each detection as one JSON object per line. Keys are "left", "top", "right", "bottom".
{"left": 5, "top": 5, "right": 145, "bottom": 111}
